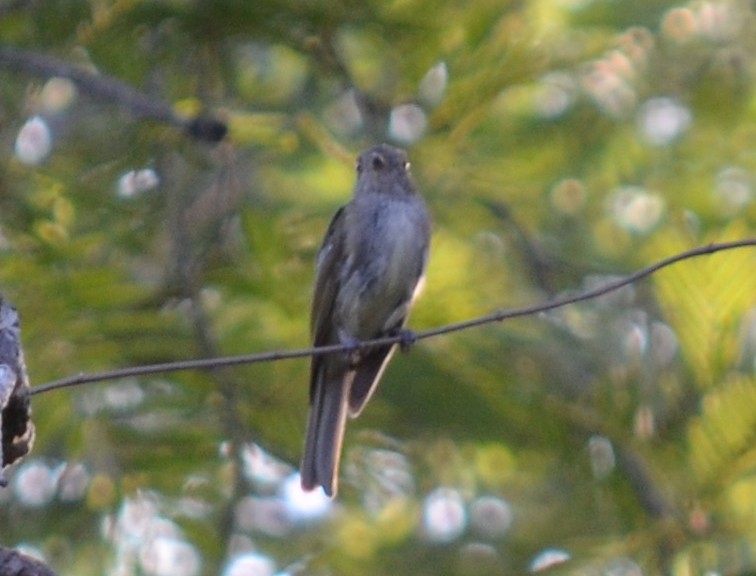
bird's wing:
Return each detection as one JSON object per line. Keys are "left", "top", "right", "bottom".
{"left": 302, "top": 206, "right": 350, "bottom": 496}
{"left": 310, "top": 206, "right": 347, "bottom": 396}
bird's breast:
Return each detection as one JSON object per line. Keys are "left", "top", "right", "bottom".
{"left": 377, "top": 204, "right": 423, "bottom": 290}
{"left": 337, "top": 196, "right": 428, "bottom": 338}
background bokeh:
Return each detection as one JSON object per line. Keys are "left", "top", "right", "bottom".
{"left": 1, "top": 1, "right": 756, "bottom": 575}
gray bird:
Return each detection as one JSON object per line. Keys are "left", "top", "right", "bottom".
{"left": 301, "top": 143, "right": 431, "bottom": 496}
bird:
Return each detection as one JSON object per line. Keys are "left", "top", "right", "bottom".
{"left": 300, "top": 143, "right": 431, "bottom": 497}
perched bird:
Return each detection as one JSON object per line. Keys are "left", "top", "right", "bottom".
{"left": 301, "top": 144, "right": 431, "bottom": 496}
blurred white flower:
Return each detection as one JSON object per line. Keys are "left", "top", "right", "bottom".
{"left": 118, "top": 169, "right": 160, "bottom": 198}
{"left": 530, "top": 548, "right": 571, "bottom": 572}
{"left": 240, "top": 443, "right": 291, "bottom": 489}
{"left": 534, "top": 72, "right": 576, "bottom": 119}
{"left": 139, "top": 537, "right": 201, "bottom": 576}
{"left": 581, "top": 61, "right": 636, "bottom": 118}
{"left": 637, "top": 97, "right": 691, "bottom": 146}
{"left": 418, "top": 61, "right": 448, "bottom": 106}
{"left": 14, "top": 460, "right": 57, "bottom": 507}
{"left": 610, "top": 186, "right": 665, "bottom": 233}
{"left": 422, "top": 487, "right": 467, "bottom": 542}
{"left": 389, "top": 104, "right": 427, "bottom": 144}
{"left": 15, "top": 116, "right": 52, "bottom": 165}
{"left": 697, "top": 1, "right": 738, "bottom": 41}
{"left": 223, "top": 552, "right": 276, "bottom": 576}
{"left": 40, "top": 77, "right": 77, "bottom": 113}
{"left": 282, "top": 473, "right": 332, "bottom": 523}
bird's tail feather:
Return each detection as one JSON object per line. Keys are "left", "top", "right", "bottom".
{"left": 300, "top": 367, "right": 352, "bottom": 496}
{"left": 348, "top": 344, "right": 396, "bottom": 417}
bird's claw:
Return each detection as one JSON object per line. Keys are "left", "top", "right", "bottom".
{"left": 339, "top": 332, "right": 363, "bottom": 366}
{"left": 397, "top": 329, "right": 417, "bottom": 353}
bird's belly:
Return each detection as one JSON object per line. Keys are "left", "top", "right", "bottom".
{"left": 339, "top": 205, "right": 423, "bottom": 338}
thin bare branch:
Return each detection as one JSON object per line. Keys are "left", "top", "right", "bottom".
{"left": 419, "top": 238, "right": 756, "bottom": 339}
{"left": 31, "top": 238, "right": 756, "bottom": 396}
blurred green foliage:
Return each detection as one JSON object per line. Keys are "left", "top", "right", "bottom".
{"left": 0, "top": 0, "right": 755, "bottom": 575}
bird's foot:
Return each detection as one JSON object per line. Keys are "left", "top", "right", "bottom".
{"left": 338, "top": 332, "right": 363, "bottom": 366}
{"left": 396, "top": 328, "right": 417, "bottom": 353}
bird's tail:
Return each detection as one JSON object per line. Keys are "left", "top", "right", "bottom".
{"left": 300, "top": 367, "right": 352, "bottom": 497}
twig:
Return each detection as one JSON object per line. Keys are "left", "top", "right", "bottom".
{"left": 419, "top": 238, "right": 756, "bottom": 340}
{"left": 31, "top": 238, "right": 756, "bottom": 396}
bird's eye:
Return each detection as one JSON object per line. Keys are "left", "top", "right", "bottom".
{"left": 371, "top": 153, "right": 386, "bottom": 170}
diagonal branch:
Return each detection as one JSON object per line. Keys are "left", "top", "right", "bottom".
{"left": 0, "top": 45, "right": 227, "bottom": 142}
